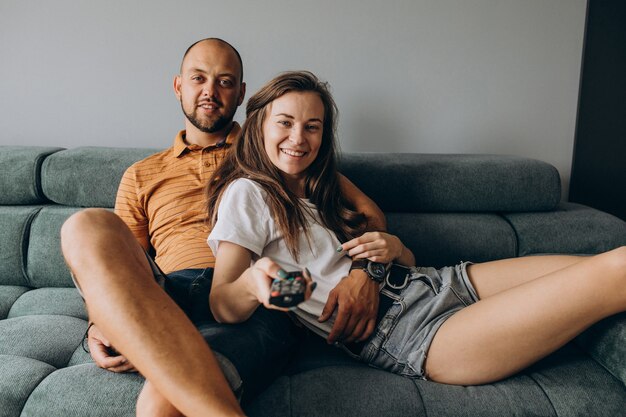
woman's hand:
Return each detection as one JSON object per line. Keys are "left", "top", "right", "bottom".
{"left": 339, "top": 232, "right": 404, "bottom": 263}
{"left": 249, "top": 257, "right": 315, "bottom": 311}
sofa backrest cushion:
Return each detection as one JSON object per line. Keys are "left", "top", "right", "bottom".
{"left": 38, "top": 148, "right": 561, "bottom": 212}
{"left": 339, "top": 153, "right": 561, "bottom": 212}
{"left": 0, "top": 147, "right": 64, "bottom": 205}
{"left": 41, "top": 147, "right": 159, "bottom": 208}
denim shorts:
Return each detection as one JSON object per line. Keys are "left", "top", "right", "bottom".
{"left": 145, "top": 256, "right": 297, "bottom": 404}
{"left": 359, "top": 262, "right": 478, "bottom": 380}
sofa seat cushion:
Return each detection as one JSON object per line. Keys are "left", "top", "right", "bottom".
{"left": 0, "top": 355, "right": 56, "bottom": 417}
{"left": 0, "top": 315, "right": 86, "bottom": 368}
{"left": 7, "top": 287, "right": 86, "bottom": 321}
{"left": 248, "top": 345, "right": 626, "bottom": 417}
{"left": 0, "top": 285, "right": 29, "bottom": 319}
{"left": 576, "top": 312, "right": 626, "bottom": 385}
{"left": 21, "top": 363, "right": 144, "bottom": 417}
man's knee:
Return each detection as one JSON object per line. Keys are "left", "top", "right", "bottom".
{"left": 61, "top": 208, "right": 119, "bottom": 241}
{"left": 62, "top": 209, "right": 127, "bottom": 253}
{"left": 61, "top": 208, "right": 136, "bottom": 275}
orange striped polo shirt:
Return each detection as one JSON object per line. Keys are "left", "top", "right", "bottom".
{"left": 114, "top": 124, "right": 240, "bottom": 273}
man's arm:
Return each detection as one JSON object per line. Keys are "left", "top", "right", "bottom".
{"left": 319, "top": 175, "right": 386, "bottom": 344}
{"left": 339, "top": 174, "right": 386, "bottom": 231}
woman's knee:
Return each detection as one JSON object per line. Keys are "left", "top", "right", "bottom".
{"left": 604, "top": 246, "right": 626, "bottom": 281}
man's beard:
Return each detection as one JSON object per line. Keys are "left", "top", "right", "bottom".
{"left": 182, "top": 103, "right": 235, "bottom": 134}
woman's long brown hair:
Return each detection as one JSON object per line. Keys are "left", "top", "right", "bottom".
{"left": 207, "top": 71, "right": 366, "bottom": 261}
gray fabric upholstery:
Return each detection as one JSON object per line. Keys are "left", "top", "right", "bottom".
{"left": 7, "top": 288, "right": 87, "bottom": 321}
{"left": 0, "top": 355, "right": 56, "bottom": 417}
{"left": 0, "top": 206, "right": 41, "bottom": 286}
{"left": 576, "top": 312, "right": 626, "bottom": 385}
{"left": 387, "top": 212, "right": 517, "bottom": 267}
{"left": 0, "top": 286, "right": 29, "bottom": 319}
{"left": 0, "top": 147, "right": 64, "bottom": 205}
{"left": 41, "top": 147, "right": 159, "bottom": 207}
{"left": 21, "top": 364, "right": 143, "bottom": 417}
{"left": 26, "top": 207, "right": 80, "bottom": 288}
{"left": 339, "top": 153, "right": 561, "bottom": 212}
{"left": 1, "top": 146, "right": 625, "bottom": 417}
{"left": 0, "top": 315, "right": 86, "bottom": 369}
{"left": 505, "top": 202, "right": 626, "bottom": 256}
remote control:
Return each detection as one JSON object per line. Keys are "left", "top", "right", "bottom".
{"left": 269, "top": 271, "right": 306, "bottom": 308}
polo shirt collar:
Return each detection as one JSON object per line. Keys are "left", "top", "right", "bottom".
{"left": 173, "top": 122, "right": 241, "bottom": 157}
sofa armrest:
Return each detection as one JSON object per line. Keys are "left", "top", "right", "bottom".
{"left": 575, "top": 312, "right": 626, "bottom": 385}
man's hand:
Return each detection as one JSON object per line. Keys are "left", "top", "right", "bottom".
{"left": 318, "top": 269, "right": 379, "bottom": 344}
{"left": 87, "top": 324, "right": 137, "bottom": 373}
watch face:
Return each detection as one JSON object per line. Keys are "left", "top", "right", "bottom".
{"left": 367, "top": 262, "right": 387, "bottom": 281}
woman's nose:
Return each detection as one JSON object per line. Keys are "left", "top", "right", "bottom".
{"left": 289, "top": 127, "right": 305, "bottom": 144}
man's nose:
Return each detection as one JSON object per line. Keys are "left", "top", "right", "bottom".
{"left": 202, "top": 81, "right": 218, "bottom": 98}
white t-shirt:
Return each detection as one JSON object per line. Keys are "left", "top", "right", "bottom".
{"left": 207, "top": 178, "right": 352, "bottom": 337}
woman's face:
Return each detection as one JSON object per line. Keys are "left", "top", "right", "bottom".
{"left": 263, "top": 91, "right": 324, "bottom": 193}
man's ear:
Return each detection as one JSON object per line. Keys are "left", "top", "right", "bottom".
{"left": 237, "top": 82, "right": 246, "bottom": 106}
{"left": 173, "top": 75, "right": 182, "bottom": 101}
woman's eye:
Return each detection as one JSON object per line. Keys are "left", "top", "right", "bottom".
{"left": 279, "top": 121, "right": 292, "bottom": 127}
{"left": 306, "top": 125, "right": 320, "bottom": 131}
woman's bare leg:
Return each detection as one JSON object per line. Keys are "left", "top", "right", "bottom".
{"left": 61, "top": 209, "right": 244, "bottom": 417}
{"left": 425, "top": 247, "right": 626, "bottom": 385}
{"left": 468, "top": 254, "right": 585, "bottom": 299}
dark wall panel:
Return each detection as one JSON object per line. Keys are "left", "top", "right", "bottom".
{"left": 569, "top": 0, "right": 626, "bottom": 221}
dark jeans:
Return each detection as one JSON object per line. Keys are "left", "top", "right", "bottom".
{"left": 163, "top": 268, "right": 297, "bottom": 404}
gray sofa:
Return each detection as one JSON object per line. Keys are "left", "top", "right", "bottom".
{"left": 1, "top": 145, "right": 625, "bottom": 417}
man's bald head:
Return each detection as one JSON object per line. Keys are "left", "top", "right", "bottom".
{"left": 180, "top": 38, "right": 243, "bottom": 82}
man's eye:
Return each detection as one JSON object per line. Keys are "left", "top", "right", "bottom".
{"left": 192, "top": 76, "right": 203, "bottom": 82}
{"left": 220, "top": 79, "right": 233, "bottom": 87}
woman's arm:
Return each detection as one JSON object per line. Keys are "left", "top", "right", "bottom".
{"left": 209, "top": 242, "right": 260, "bottom": 323}
{"left": 210, "top": 242, "right": 313, "bottom": 323}
{"left": 340, "top": 232, "right": 416, "bottom": 266}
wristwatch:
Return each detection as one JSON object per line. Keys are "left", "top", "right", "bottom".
{"left": 349, "top": 259, "right": 388, "bottom": 283}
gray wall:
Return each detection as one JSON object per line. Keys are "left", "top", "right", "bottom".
{"left": 0, "top": 0, "right": 586, "bottom": 195}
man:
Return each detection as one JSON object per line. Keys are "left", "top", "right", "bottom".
{"left": 61, "top": 38, "right": 385, "bottom": 416}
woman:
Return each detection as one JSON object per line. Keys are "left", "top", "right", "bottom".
{"left": 206, "top": 70, "right": 626, "bottom": 384}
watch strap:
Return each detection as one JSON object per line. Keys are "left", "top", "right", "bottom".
{"left": 349, "top": 259, "right": 368, "bottom": 271}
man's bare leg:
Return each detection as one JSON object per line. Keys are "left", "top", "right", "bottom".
{"left": 136, "top": 381, "right": 182, "bottom": 417}
{"left": 61, "top": 208, "right": 244, "bottom": 417}
{"left": 425, "top": 247, "right": 626, "bottom": 385}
